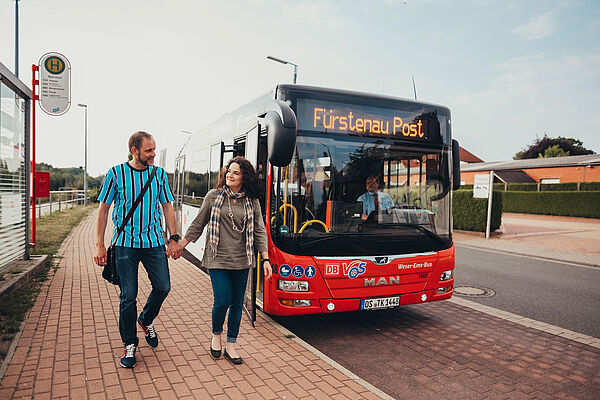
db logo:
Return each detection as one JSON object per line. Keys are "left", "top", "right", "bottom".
{"left": 325, "top": 265, "right": 339, "bottom": 276}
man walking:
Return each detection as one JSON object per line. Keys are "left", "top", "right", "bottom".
{"left": 94, "top": 131, "right": 181, "bottom": 368}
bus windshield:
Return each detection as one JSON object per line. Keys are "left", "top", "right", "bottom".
{"left": 270, "top": 134, "right": 452, "bottom": 256}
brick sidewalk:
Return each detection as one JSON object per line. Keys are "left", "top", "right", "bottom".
{"left": 0, "top": 213, "right": 385, "bottom": 399}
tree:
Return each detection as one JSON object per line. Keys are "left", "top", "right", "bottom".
{"left": 35, "top": 162, "right": 104, "bottom": 191}
{"left": 538, "top": 144, "right": 569, "bottom": 158}
{"left": 514, "top": 135, "right": 595, "bottom": 160}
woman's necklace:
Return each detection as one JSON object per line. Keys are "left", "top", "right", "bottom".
{"left": 227, "top": 195, "right": 247, "bottom": 233}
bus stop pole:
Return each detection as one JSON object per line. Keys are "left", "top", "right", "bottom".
{"left": 31, "top": 64, "right": 38, "bottom": 246}
{"left": 485, "top": 170, "right": 494, "bottom": 239}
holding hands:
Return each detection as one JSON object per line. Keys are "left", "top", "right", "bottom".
{"left": 166, "top": 240, "right": 184, "bottom": 260}
{"left": 166, "top": 235, "right": 186, "bottom": 260}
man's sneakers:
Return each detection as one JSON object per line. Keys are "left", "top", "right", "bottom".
{"left": 137, "top": 316, "right": 159, "bottom": 348}
{"left": 120, "top": 343, "right": 137, "bottom": 368}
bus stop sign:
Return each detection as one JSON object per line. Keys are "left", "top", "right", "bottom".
{"left": 38, "top": 52, "right": 71, "bottom": 116}
{"left": 473, "top": 174, "right": 490, "bottom": 198}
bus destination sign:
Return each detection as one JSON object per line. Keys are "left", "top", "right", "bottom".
{"left": 296, "top": 98, "right": 433, "bottom": 140}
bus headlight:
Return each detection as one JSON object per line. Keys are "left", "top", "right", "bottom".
{"left": 278, "top": 280, "right": 309, "bottom": 292}
{"left": 440, "top": 270, "right": 454, "bottom": 281}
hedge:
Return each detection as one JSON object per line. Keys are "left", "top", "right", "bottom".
{"left": 502, "top": 191, "right": 600, "bottom": 218}
{"left": 460, "top": 182, "right": 600, "bottom": 192}
{"left": 453, "top": 190, "right": 502, "bottom": 232}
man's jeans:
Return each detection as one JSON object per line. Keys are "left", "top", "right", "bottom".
{"left": 208, "top": 268, "right": 250, "bottom": 343}
{"left": 115, "top": 246, "right": 170, "bottom": 346}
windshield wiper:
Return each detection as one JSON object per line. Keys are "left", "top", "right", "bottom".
{"left": 374, "top": 222, "right": 446, "bottom": 243}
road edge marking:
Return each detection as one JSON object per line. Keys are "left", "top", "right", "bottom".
{"left": 448, "top": 296, "right": 600, "bottom": 349}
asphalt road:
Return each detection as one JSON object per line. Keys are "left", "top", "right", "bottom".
{"left": 454, "top": 245, "right": 600, "bottom": 338}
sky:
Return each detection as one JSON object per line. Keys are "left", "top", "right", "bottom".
{"left": 1, "top": 0, "right": 599, "bottom": 177}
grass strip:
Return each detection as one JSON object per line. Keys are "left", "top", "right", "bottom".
{"left": 0, "top": 205, "right": 96, "bottom": 362}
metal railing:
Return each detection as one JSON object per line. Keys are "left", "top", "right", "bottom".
{"left": 33, "top": 190, "right": 90, "bottom": 218}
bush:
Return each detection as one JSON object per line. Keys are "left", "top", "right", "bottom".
{"left": 462, "top": 182, "right": 600, "bottom": 192}
{"left": 503, "top": 183, "right": 537, "bottom": 191}
{"left": 502, "top": 191, "right": 600, "bottom": 218}
{"left": 453, "top": 190, "right": 502, "bottom": 232}
{"left": 581, "top": 182, "right": 600, "bottom": 191}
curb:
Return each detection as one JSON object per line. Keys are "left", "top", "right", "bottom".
{"left": 0, "top": 255, "right": 49, "bottom": 298}
{"left": 449, "top": 297, "right": 600, "bottom": 349}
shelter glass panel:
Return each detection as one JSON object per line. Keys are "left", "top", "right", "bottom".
{"left": 0, "top": 82, "right": 27, "bottom": 268}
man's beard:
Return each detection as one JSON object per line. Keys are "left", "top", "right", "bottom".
{"left": 140, "top": 156, "right": 154, "bottom": 167}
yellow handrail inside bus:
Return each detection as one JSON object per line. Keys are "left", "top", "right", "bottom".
{"left": 299, "top": 219, "right": 329, "bottom": 233}
{"left": 283, "top": 166, "right": 289, "bottom": 228}
{"left": 279, "top": 204, "right": 298, "bottom": 233}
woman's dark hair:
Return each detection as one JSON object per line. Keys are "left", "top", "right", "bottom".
{"left": 216, "top": 156, "right": 264, "bottom": 199}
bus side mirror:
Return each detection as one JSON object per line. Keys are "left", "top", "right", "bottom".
{"left": 452, "top": 139, "right": 461, "bottom": 191}
{"left": 260, "top": 100, "right": 297, "bottom": 167}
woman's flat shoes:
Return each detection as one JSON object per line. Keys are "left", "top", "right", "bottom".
{"left": 210, "top": 343, "right": 221, "bottom": 359}
{"left": 224, "top": 349, "right": 243, "bottom": 365}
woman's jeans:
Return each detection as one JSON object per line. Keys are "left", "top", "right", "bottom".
{"left": 208, "top": 268, "right": 250, "bottom": 343}
{"left": 115, "top": 246, "right": 171, "bottom": 346}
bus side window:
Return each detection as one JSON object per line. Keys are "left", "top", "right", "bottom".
{"left": 426, "top": 158, "right": 439, "bottom": 186}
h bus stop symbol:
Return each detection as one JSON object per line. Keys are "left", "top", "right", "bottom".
{"left": 44, "top": 57, "right": 65, "bottom": 75}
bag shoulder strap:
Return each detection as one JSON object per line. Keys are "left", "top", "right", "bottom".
{"left": 112, "top": 166, "right": 158, "bottom": 245}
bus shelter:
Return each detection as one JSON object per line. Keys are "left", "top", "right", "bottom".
{"left": 0, "top": 61, "right": 32, "bottom": 267}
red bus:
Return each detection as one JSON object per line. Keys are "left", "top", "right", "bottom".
{"left": 167, "top": 84, "right": 460, "bottom": 317}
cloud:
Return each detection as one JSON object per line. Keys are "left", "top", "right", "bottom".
{"left": 513, "top": 11, "right": 557, "bottom": 40}
{"left": 450, "top": 53, "right": 600, "bottom": 161}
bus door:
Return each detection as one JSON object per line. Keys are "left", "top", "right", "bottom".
{"left": 223, "top": 134, "right": 259, "bottom": 325}
{"left": 243, "top": 125, "right": 270, "bottom": 325}
{"left": 252, "top": 126, "right": 270, "bottom": 312}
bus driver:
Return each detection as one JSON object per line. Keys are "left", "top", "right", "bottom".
{"left": 357, "top": 175, "right": 394, "bottom": 221}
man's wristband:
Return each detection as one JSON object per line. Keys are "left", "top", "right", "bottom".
{"left": 263, "top": 259, "right": 270, "bottom": 263}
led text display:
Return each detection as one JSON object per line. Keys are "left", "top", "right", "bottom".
{"left": 297, "top": 98, "right": 431, "bottom": 140}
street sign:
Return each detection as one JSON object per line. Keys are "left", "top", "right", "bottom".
{"left": 38, "top": 52, "right": 71, "bottom": 116}
{"left": 473, "top": 174, "right": 490, "bottom": 198}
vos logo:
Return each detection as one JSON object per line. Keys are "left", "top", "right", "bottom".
{"left": 325, "top": 261, "right": 367, "bottom": 278}
{"left": 344, "top": 261, "right": 367, "bottom": 279}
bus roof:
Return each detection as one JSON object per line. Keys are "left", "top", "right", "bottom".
{"left": 277, "top": 84, "right": 450, "bottom": 113}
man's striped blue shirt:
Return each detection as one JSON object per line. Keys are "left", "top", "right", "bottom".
{"left": 97, "top": 163, "right": 174, "bottom": 248}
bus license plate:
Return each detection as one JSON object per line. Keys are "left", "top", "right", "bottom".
{"left": 361, "top": 296, "right": 400, "bottom": 310}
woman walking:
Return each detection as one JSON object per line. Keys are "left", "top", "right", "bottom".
{"left": 171, "top": 156, "right": 271, "bottom": 365}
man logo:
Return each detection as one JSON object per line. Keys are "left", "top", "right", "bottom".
{"left": 374, "top": 257, "right": 389, "bottom": 265}
{"left": 44, "top": 56, "right": 65, "bottom": 75}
